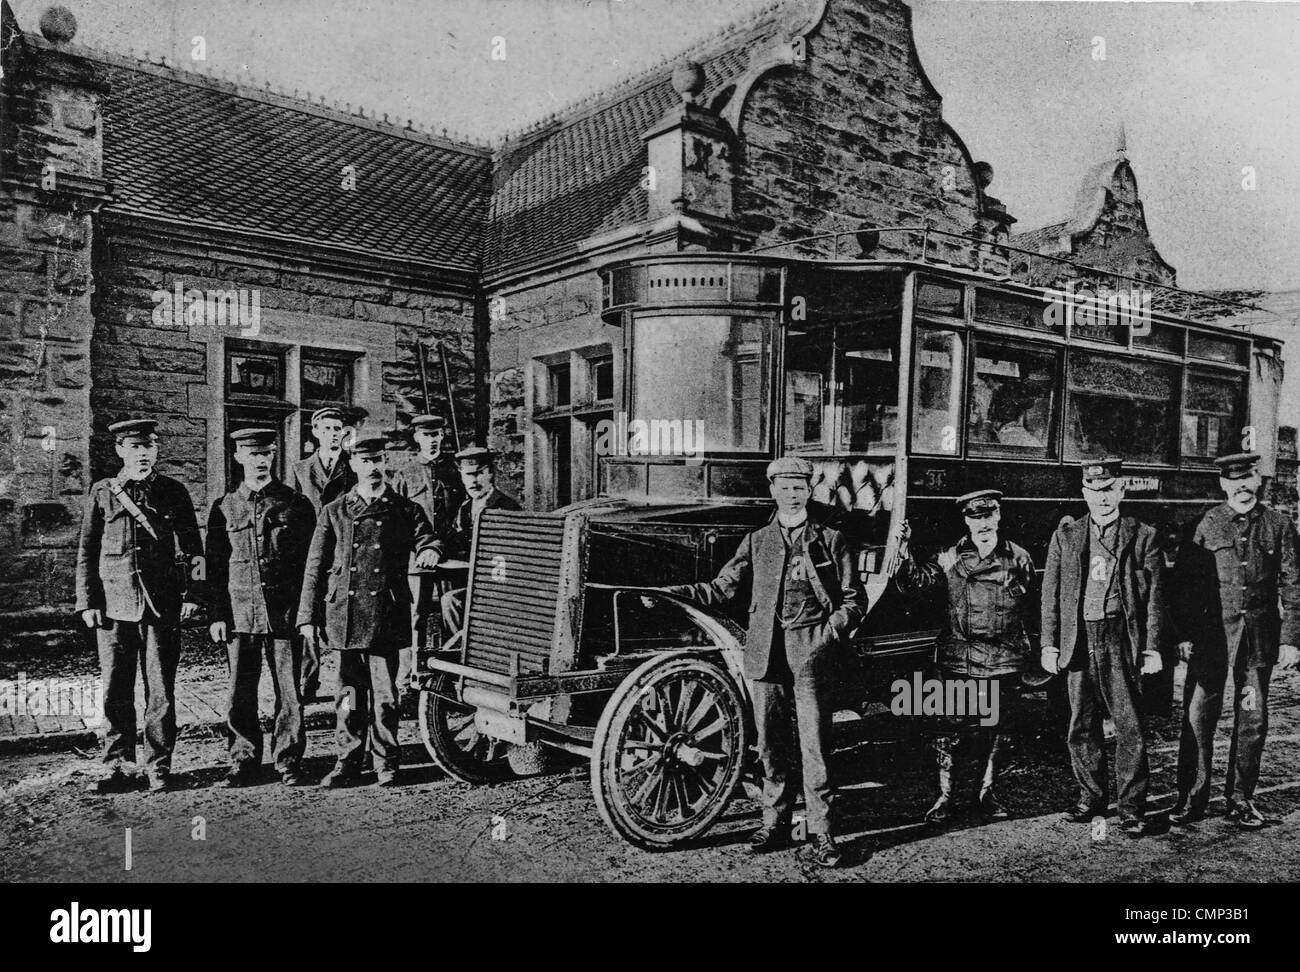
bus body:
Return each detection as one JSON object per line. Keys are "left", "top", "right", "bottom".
{"left": 417, "top": 236, "right": 1284, "bottom": 848}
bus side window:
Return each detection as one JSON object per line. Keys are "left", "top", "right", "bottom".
{"left": 910, "top": 328, "right": 965, "bottom": 455}
{"left": 966, "top": 340, "right": 1060, "bottom": 460}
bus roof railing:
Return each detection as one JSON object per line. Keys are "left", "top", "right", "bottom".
{"left": 750, "top": 223, "right": 1291, "bottom": 333}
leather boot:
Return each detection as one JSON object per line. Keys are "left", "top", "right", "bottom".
{"left": 925, "top": 736, "right": 956, "bottom": 824}
{"left": 977, "top": 734, "right": 1009, "bottom": 820}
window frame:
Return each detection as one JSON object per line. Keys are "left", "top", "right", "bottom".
{"left": 965, "top": 333, "right": 1063, "bottom": 463}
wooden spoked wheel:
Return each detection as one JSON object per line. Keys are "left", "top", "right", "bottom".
{"left": 591, "top": 654, "right": 748, "bottom": 850}
{"left": 418, "top": 673, "right": 514, "bottom": 784}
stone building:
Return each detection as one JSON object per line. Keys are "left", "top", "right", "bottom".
{"left": 1, "top": 2, "right": 487, "bottom": 640}
{"left": 0, "top": 0, "right": 1292, "bottom": 642}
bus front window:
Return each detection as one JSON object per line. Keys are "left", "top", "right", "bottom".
{"left": 630, "top": 315, "right": 772, "bottom": 453}
{"left": 782, "top": 272, "right": 902, "bottom": 457}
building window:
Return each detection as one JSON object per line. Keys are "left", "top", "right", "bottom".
{"left": 298, "top": 349, "right": 356, "bottom": 458}
{"left": 531, "top": 345, "right": 616, "bottom": 509}
{"left": 224, "top": 342, "right": 292, "bottom": 485}
{"left": 592, "top": 355, "right": 614, "bottom": 403}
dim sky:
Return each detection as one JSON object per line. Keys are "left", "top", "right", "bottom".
{"left": 12, "top": 0, "right": 1300, "bottom": 292}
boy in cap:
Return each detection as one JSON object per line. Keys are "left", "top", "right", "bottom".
{"left": 1170, "top": 452, "right": 1300, "bottom": 828}
{"left": 206, "top": 428, "right": 317, "bottom": 787}
{"left": 391, "top": 415, "right": 466, "bottom": 696}
{"left": 290, "top": 405, "right": 357, "bottom": 700}
{"left": 895, "top": 489, "right": 1036, "bottom": 823}
{"left": 644, "top": 456, "right": 866, "bottom": 867}
{"left": 1041, "top": 458, "right": 1165, "bottom": 837}
{"left": 434, "top": 446, "right": 521, "bottom": 633}
{"left": 75, "top": 419, "right": 203, "bottom": 792}
{"left": 297, "top": 437, "right": 439, "bottom": 787}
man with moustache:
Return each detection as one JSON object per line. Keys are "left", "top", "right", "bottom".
{"left": 435, "top": 446, "right": 521, "bottom": 634}
{"left": 895, "top": 489, "right": 1036, "bottom": 824}
{"left": 1041, "top": 458, "right": 1165, "bottom": 837}
{"left": 391, "top": 414, "right": 465, "bottom": 699}
{"left": 297, "top": 437, "right": 439, "bottom": 787}
{"left": 75, "top": 419, "right": 203, "bottom": 793}
{"left": 290, "top": 406, "right": 357, "bottom": 700}
{"left": 206, "top": 428, "right": 316, "bottom": 787}
{"left": 1170, "top": 452, "right": 1300, "bottom": 829}
{"left": 642, "top": 456, "right": 866, "bottom": 867}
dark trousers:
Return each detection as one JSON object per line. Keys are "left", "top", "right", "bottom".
{"left": 97, "top": 614, "right": 181, "bottom": 773}
{"left": 225, "top": 634, "right": 304, "bottom": 772}
{"left": 1065, "top": 617, "right": 1149, "bottom": 819}
{"left": 929, "top": 673, "right": 1016, "bottom": 799}
{"left": 300, "top": 633, "right": 323, "bottom": 700}
{"left": 1178, "top": 657, "right": 1272, "bottom": 807}
{"left": 335, "top": 650, "right": 401, "bottom": 772}
{"left": 750, "top": 625, "right": 835, "bottom": 835}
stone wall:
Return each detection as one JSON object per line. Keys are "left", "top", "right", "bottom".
{"left": 90, "top": 220, "right": 480, "bottom": 517}
{"left": 737, "top": 0, "right": 986, "bottom": 262}
{"left": 0, "top": 24, "right": 106, "bottom": 629}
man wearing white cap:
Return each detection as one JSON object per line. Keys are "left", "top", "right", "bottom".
{"left": 645, "top": 456, "right": 866, "bottom": 867}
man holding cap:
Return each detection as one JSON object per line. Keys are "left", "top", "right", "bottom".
{"left": 1170, "top": 452, "right": 1300, "bottom": 829}
{"left": 644, "top": 456, "right": 866, "bottom": 867}
{"left": 895, "top": 489, "right": 1036, "bottom": 824}
{"left": 206, "top": 428, "right": 316, "bottom": 787}
{"left": 297, "top": 437, "right": 439, "bottom": 787}
{"left": 290, "top": 405, "right": 357, "bottom": 700}
{"left": 75, "top": 419, "right": 203, "bottom": 792}
{"left": 435, "top": 446, "right": 521, "bottom": 633}
{"left": 1041, "top": 457, "right": 1165, "bottom": 837}
{"left": 392, "top": 415, "right": 466, "bottom": 696}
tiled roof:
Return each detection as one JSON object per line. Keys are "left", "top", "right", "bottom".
{"left": 485, "top": 0, "right": 795, "bottom": 273}
{"left": 93, "top": 54, "right": 492, "bottom": 270}
{"left": 1009, "top": 220, "right": 1068, "bottom": 254}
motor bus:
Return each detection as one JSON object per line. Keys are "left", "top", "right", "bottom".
{"left": 416, "top": 226, "right": 1285, "bottom": 849}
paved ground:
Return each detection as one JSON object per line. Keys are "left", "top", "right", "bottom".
{"left": 2, "top": 646, "right": 1298, "bottom": 883}
{"left": 0, "top": 635, "right": 337, "bottom": 752}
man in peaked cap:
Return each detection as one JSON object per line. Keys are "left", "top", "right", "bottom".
{"left": 643, "top": 455, "right": 866, "bottom": 867}
{"left": 894, "top": 489, "right": 1036, "bottom": 824}
{"left": 297, "top": 436, "right": 439, "bottom": 787}
{"left": 391, "top": 414, "right": 466, "bottom": 703}
{"left": 1169, "top": 452, "right": 1300, "bottom": 829}
{"left": 291, "top": 406, "right": 358, "bottom": 511}
{"left": 206, "top": 428, "right": 316, "bottom": 787}
{"left": 1041, "top": 458, "right": 1165, "bottom": 837}
{"left": 75, "top": 419, "right": 203, "bottom": 793}
{"left": 433, "top": 445, "right": 521, "bottom": 634}
{"left": 290, "top": 406, "right": 358, "bottom": 701}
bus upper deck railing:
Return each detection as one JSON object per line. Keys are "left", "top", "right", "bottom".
{"left": 750, "top": 222, "right": 1288, "bottom": 331}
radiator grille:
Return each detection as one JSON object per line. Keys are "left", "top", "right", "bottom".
{"left": 463, "top": 510, "right": 566, "bottom": 676}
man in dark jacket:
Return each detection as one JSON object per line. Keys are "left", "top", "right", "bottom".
{"left": 206, "top": 428, "right": 316, "bottom": 787}
{"left": 290, "top": 405, "right": 357, "bottom": 701}
{"left": 75, "top": 419, "right": 202, "bottom": 792}
{"left": 645, "top": 456, "right": 866, "bottom": 867}
{"left": 895, "top": 489, "right": 1035, "bottom": 823}
{"left": 1170, "top": 452, "right": 1300, "bottom": 829}
{"left": 297, "top": 437, "right": 438, "bottom": 787}
{"left": 1040, "top": 458, "right": 1165, "bottom": 837}
{"left": 435, "top": 446, "right": 521, "bottom": 633}
{"left": 391, "top": 414, "right": 465, "bottom": 697}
